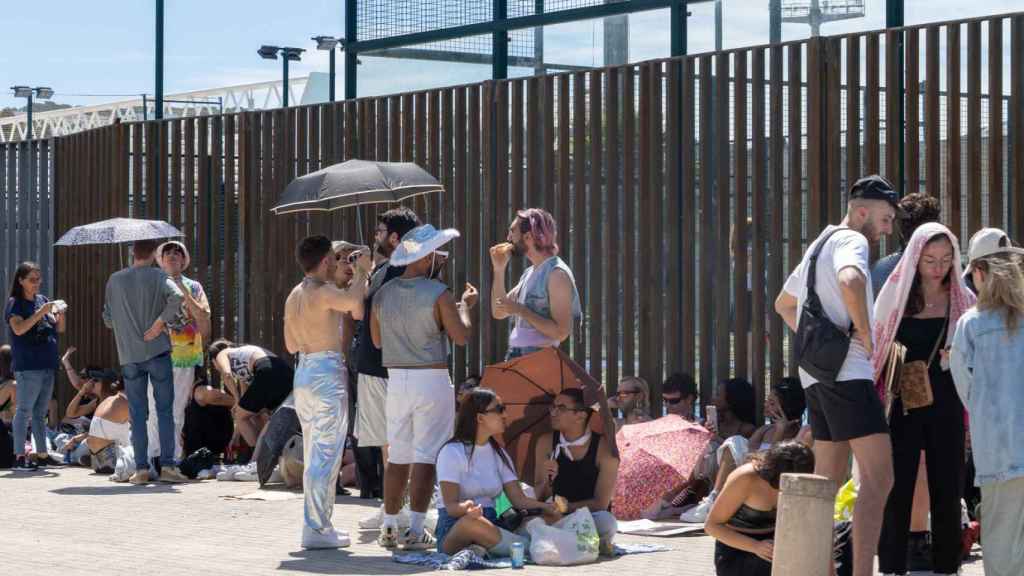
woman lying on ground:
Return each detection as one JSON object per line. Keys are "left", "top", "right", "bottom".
{"left": 435, "top": 387, "right": 560, "bottom": 557}
{"left": 704, "top": 441, "right": 815, "bottom": 576}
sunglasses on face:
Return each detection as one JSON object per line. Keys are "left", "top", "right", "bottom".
{"left": 617, "top": 389, "right": 640, "bottom": 397}
{"left": 483, "top": 404, "right": 506, "bottom": 415}
{"left": 662, "top": 396, "right": 684, "bottom": 406}
{"left": 550, "top": 404, "right": 585, "bottom": 414}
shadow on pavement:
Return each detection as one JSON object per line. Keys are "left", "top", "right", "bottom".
{"left": 1, "top": 471, "right": 60, "bottom": 480}
{"left": 278, "top": 549, "right": 433, "bottom": 575}
{"left": 49, "top": 484, "right": 180, "bottom": 496}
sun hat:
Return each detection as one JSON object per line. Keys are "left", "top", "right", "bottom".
{"left": 157, "top": 240, "right": 191, "bottom": 270}
{"left": 963, "top": 228, "right": 1024, "bottom": 274}
{"left": 389, "top": 224, "right": 460, "bottom": 267}
{"left": 332, "top": 240, "right": 366, "bottom": 253}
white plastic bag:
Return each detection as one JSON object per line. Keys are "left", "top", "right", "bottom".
{"left": 526, "top": 507, "right": 600, "bottom": 566}
{"left": 111, "top": 444, "right": 135, "bottom": 482}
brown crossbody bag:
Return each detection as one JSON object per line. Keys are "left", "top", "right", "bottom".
{"left": 885, "top": 301, "right": 948, "bottom": 417}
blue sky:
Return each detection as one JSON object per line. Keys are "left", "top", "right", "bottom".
{"left": 1, "top": 0, "right": 1018, "bottom": 110}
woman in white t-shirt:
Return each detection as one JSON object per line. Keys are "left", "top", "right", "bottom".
{"left": 435, "top": 387, "right": 560, "bottom": 556}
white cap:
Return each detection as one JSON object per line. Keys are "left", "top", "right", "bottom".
{"left": 964, "top": 228, "right": 1024, "bottom": 273}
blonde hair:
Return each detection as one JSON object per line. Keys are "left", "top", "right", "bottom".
{"left": 975, "top": 254, "right": 1024, "bottom": 333}
{"left": 619, "top": 376, "right": 650, "bottom": 416}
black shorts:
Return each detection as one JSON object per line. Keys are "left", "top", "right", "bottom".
{"left": 805, "top": 378, "right": 888, "bottom": 442}
{"left": 239, "top": 356, "right": 294, "bottom": 413}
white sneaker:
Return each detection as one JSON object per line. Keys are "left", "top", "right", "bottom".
{"left": 359, "top": 505, "right": 385, "bottom": 530}
{"left": 267, "top": 467, "right": 284, "bottom": 484}
{"left": 234, "top": 463, "right": 258, "bottom": 482}
{"left": 679, "top": 491, "right": 717, "bottom": 523}
{"left": 401, "top": 528, "right": 435, "bottom": 551}
{"left": 302, "top": 525, "right": 351, "bottom": 549}
{"left": 216, "top": 465, "right": 239, "bottom": 481}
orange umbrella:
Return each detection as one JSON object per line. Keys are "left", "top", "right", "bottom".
{"left": 481, "top": 348, "right": 616, "bottom": 483}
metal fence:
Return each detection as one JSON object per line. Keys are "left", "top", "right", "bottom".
{"left": 5, "top": 11, "right": 1023, "bottom": 419}
{"left": 1, "top": 141, "right": 54, "bottom": 346}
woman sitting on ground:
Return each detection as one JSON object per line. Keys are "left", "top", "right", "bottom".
{"left": 608, "top": 376, "right": 652, "bottom": 428}
{"left": 682, "top": 378, "right": 807, "bottom": 523}
{"left": 0, "top": 345, "right": 16, "bottom": 427}
{"left": 436, "top": 387, "right": 559, "bottom": 557}
{"left": 208, "top": 339, "right": 294, "bottom": 448}
{"left": 704, "top": 441, "right": 816, "bottom": 576}
{"left": 183, "top": 366, "right": 235, "bottom": 459}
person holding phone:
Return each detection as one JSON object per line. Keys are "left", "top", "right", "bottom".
{"left": 5, "top": 261, "right": 66, "bottom": 470}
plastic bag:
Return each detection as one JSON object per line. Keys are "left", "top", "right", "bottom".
{"left": 526, "top": 507, "right": 600, "bottom": 566}
{"left": 834, "top": 478, "right": 858, "bottom": 522}
{"left": 111, "top": 444, "right": 135, "bottom": 482}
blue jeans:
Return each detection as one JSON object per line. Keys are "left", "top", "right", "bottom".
{"left": 12, "top": 369, "right": 54, "bottom": 456}
{"left": 435, "top": 507, "right": 499, "bottom": 553}
{"left": 505, "top": 346, "right": 545, "bottom": 361}
{"left": 122, "top": 352, "right": 175, "bottom": 470}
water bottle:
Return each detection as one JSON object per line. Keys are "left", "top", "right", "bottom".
{"left": 510, "top": 541, "right": 525, "bottom": 568}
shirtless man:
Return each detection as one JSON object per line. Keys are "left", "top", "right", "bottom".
{"left": 284, "top": 234, "right": 370, "bottom": 550}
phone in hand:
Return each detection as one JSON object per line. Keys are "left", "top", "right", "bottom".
{"left": 706, "top": 405, "right": 718, "bottom": 432}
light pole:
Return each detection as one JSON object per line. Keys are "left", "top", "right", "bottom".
{"left": 312, "top": 36, "right": 342, "bottom": 102}
{"left": 10, "top": 86, "right": 54, "bottom": 142}
{"left": 258, "top": 45, "right": 305, "bottom": 108}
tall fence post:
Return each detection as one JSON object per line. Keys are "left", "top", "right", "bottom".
{"left": 771, "top": 473, "right": 838, "bottom": 576}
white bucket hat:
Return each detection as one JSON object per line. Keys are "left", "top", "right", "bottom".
{"left": 157, "top": 240, "right": 191, "bottom": 270}
{"left": 332, "top": 240, "right": 366, "bottom": 253}
{"left": 389, "top": 224, "right": 460, "bottom": 267}
{"left": 964, "top": 228, "right": 1024, "bottom": 274}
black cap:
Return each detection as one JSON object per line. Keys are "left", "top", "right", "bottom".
{"left": 849, "top": 174, "right": 904, "bottom": 215}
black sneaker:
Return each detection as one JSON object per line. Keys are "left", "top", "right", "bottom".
{"left": 34, "top": 454, "right": 62, "bottom": 467}
{"left": 13, "top": 456, "right": 39, "bottom": 471}
{"left": 906, "top": 531, "right": 933, "bottom": 572}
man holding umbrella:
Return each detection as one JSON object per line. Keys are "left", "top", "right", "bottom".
{"left": 103, "top": 239, "right": 186, "bottom": 484}
{"left": 490, "top": 208, "right": 581, "bottom": 360}
{"left": 370, "top": 224, "right": 478, "bottom": 550}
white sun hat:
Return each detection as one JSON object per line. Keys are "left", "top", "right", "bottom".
{"left": 389, "top": 224, "right": 460, "bottom": 267}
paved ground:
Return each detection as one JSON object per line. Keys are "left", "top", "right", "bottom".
{"left": 4, "top": 466, "right": 984, "bottom": 576}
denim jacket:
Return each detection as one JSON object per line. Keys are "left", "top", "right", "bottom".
{"left": 950, "top": 307, "right": 1024, "bottom": 486}
{"left": 509, "top": 256, "right": 582, "bottom": 349}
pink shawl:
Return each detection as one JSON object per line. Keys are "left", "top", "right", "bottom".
{"left": 871, "top": 222, "right": 977, "bottom": 398}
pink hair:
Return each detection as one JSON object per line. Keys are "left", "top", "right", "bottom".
{"left": 516, "top": 208, "right": 559, "bottom": 255}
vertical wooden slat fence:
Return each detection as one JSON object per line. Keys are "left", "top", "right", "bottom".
{"left": 0, "top": 10, "right": 1016, "bottom": 415}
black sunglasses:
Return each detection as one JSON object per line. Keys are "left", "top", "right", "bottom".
{"left": 662, "top": 396, "right": 685, "bottom": 405}
{"left": 483, "top": 403, "right": 506, "bottom": 415}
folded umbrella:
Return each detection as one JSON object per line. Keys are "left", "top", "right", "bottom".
{"left": 270, "top": 159, "right": 443, "bottom": 214}
{"left": 612, "top": 415, "right": 713, "bottom": 521}
{"left": 55, "top": 217, "right": 183, "bottom": 246}
{"left": 481, "top": 348, "right": 615, "bottom": 483}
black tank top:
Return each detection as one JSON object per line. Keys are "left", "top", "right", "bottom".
{"left": 551, "top": 432, "right": 603, "bottom": 505}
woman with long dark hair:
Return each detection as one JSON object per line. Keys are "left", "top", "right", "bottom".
{"left": 704, "top": 441, "right": 815, "bottom": 575}
{"left": 871, "top": 223, "right": 975, "bottom": 576}
{"left": 951, "top": 229, "right": 1024, "bottom": 576}
{"left": 5, "top": 261, "right": 65, "bottom": 470}
{"left": 434, "top": 387, "right": 558, "bottom": 557}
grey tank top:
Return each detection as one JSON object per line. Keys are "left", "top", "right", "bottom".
{"left": 374, "top": 277, "right": 449, "bottom": 367}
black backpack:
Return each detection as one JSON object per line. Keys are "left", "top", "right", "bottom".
{"left": 0, "top": 420, "right": 13, "bottom": 469}
{"left": 794, "top": 228, "right": 854, "bottom": 383}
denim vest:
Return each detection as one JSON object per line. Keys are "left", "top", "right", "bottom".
{"left": 950, "top": 307, "right": 1024, "bottom": 486}
{"left": 509, "top": 257, "right": 582, "bottom": 349}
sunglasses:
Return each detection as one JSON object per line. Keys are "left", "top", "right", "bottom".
{"left": 662, "top": 396, "right": 685, "bottom": 406}
{"left": 550, "top": 404, "right": 586, "bottom": 414}
{"left": 616, "top": 389, "right": 640, "bottom": 397}
{"left": 483, "top": 404, "right": 506, "bottom": 415}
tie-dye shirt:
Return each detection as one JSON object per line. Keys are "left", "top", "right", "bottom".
{"left": 167, "top": 276, "right": 208, "bottom": 369}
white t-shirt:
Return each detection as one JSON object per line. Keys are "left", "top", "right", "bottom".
{"left": 783, "top": 225, "right": 875, "bottom": 388}
{"left": 436, "top": 442, "right": 518, "bottom": 509}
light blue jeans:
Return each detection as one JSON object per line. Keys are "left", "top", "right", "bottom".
{"left": 12, "top": 369, "right": 54, "bottom": 456}
{"left": 122, "top": 352, "right": 175, "bottom": 471}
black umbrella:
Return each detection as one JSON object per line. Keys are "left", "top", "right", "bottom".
{"left": 270, "top": 159, "right": 443, "bottom": 215}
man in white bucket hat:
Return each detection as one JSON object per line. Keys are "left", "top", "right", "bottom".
{"left": 370, "top": 223, "right": 479, "bottom": 550}
{"left": 148, "top": 240, "right": 211, "bottom": 466}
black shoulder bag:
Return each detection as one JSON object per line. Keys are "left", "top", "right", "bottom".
{"left": 794, "top": 228, "right": 853, "bottom": 383}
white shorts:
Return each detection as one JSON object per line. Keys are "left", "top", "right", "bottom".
{"left": 386, "top": 368, "right": 455, "bottom": 465}
{"left": 89, "top": 416, "right": 132, "bottom": 447}
{"left": 355, "top": 374, "right": 388, "bottom": 447}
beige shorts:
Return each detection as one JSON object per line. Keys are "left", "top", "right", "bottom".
{"left": 355, "top": 374, "right": 388, "bottom": 447}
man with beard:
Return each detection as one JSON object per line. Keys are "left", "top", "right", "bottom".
{"left": 774, "top": 174, "right": 899, "bottom": 576}
{"left": 284, "top": 235, "right": 370, "bottom": 549}
{"left": 490, "top": 208, "right": 581, "bottom": 360}
{"left": 354, "top": 208, "right": 420, "bottom": 522}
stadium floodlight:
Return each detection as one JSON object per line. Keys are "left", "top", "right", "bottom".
{"left": 35, "top": 87, "right": 54, "bottom": 99}
{"left": 312, "top": 35, "right": 340, "bottom": 51}
{"left": 281, "top": 47, "right": 305, "bottom": 61}
{"left": 11, "top": 86, "right": 32, "bottom": 98}
{"left": 258, "top": 45, "right": 281, "bottom": 60}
